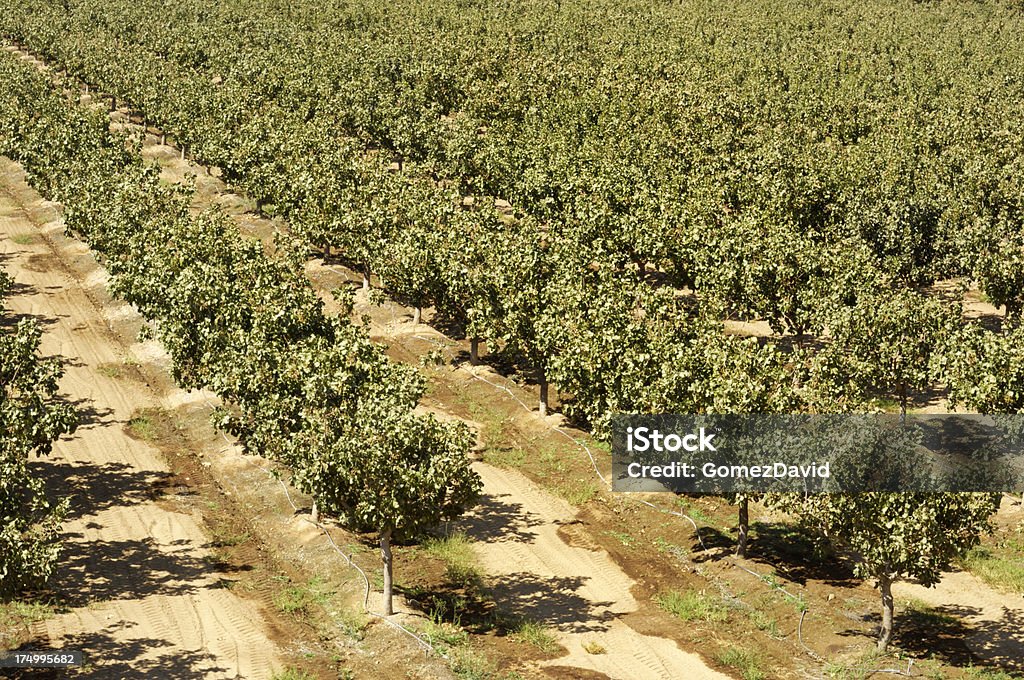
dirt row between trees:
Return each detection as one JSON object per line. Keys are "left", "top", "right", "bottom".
{"left": 6, "top": 41, "right": 1024, "bottom": 678}
{"left": 1, "top": 167, "right": 283, "bottom": 678}
{"left": 0, "top": 51, "right": 734, "bottom": 679}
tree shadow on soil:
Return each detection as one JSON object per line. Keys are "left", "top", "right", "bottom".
{"left": 840, "top": 603, "right": 1024, "bottom": 673}
{"left": 32, "top": 460, "right": 179, "bottom": 519}
{"left": 692, "top": 521, "right": 856, "bottom": 587}
{"left": 457, "top": 492, "right": 545, "bottom": 543}
{"left": 52, "top": 535, "right": 250, "bottom": 607}
{"left": 5, "top": 623, "right": 228, "bottom": 679}
{"left": 944, "top": 604, "right": 1024, "bottom": 673}
{"left": 485, "top": 572, "right": 616, "bottom": 634}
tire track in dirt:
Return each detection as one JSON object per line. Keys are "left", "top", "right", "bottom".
{"left": 463, "top": 464, "right": 731, "bottom": 679}
{"left": 1, "top": 169, "right": 284, "bottom": 679}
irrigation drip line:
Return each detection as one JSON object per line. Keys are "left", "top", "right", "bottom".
{"left": 197, "top": 400, "right": 441, "bottom": 656}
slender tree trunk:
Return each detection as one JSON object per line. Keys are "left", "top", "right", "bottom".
{"left": 323, "top": 244, "right": 330, "bottom": 262}
{"left": 310, "top": 500, "right": 319, "bottom": 524}
{"left": 412, "top": 306, "right": 421, "bottom": 326}
{"left": 736, "top": 496, "right": 749, "bottom": 558}
{"left": 469, "top": 337, "right": 480, "bottom": 366}
{"left": 877, "top": 573, "right": 894, "bottom": 651}
{"left": 539, "top": 369, "right": 549, "bottom": 416}
{"left": 899, "top": 382, "right": 907, "bottom": 425}
{"left": 362, "top": 264, "right": 370, "bottom": 291}
{"left": 180, "top": 145, "right": 185, "bottom": 161}
{"left": 380, "top": 529, "right": 394, "bottom": 616}
{"left": 160, "top": 132, "right": 166, "bottom": 146}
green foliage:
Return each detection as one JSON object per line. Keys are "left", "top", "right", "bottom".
{"left": 654, "top": 590, "right": 729, "bottom": 623}
{"left": 509, "top": 620, "right": 559, "bottom": 653}
{"left": 1, "top": 270, "right": 77, "bottom": 595}
{"left": 714, "top": 646, "right": 766, "bottom": 680}
{"left": 423, "top": 532, "right": 481, "bottom": 585}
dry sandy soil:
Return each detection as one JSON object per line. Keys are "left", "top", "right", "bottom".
{"left": 1, "top": 166, "right": 283, "bottom": 678}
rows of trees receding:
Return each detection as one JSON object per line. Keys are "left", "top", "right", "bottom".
{"left": 0, "top": 54, "right": 480, "bottom": 615}
{"left": 0, "top": 0, "right": 1022, "bottom": 656}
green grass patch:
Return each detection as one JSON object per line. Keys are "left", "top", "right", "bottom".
{"left": 555, "top": 478, "right": 598, "bottom": 506}
{"left": 715, "top": 646, "right": 767, "bottom": 680}
{"left": 509, "top": 620, "right": 559, "bottom": 653}
{"left": 654, "top": 590, "right": 728, "bottom": 623}
{"left": 901, "top": 598, "right": 959, "bottom": 626}
{"left": 0, "top": 599, "right": 58, "bottom": 649}
{"left": 126, "top": 414, "right": 158, "bottom": 440}
{"left": 11, "top": 233, "right": 35, "bottom": 245}
{"left": 961, "top": 546, "right": 1024, "bottom": 593}
{"left": 97, "top": 363, "right": 123, "bottom": 379}
{"left": 747, "top": 609, "right": 780, "bottom": 637}
{"left": 273, "top": 577, "right": 332, "bottom": 616}
{"left": 270, "top": 669, "right": 316, "bottom": 680}
{"left": 423, "top": 532, "right": 482, "bottom": 586}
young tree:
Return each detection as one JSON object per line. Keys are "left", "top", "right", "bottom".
{"left": 1, "top": 273, "right": 78, "bottom": 594}
{"left": 782, "top": 492, "right": 999, "bottom": 651}
{"left": 294, "top": 388, "right": 482, "bottom": 616}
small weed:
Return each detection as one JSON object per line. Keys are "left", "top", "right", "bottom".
{"left": 606, "top": 530, "right": 635, "bottom": 547}
{"left": 715, "top": 646, "right": 766, "bottom": 680}
{"left": 423, "top": 618, "right": 468, "bottom": 650}
{"left": 423, "top": 532, "right": 481, "bottom": 586}
{"left": 273, "top": 577, "right": 332, "bottom": 616}
{"left": 335, "top": 607, "right": 368, "bottom": 640}
{"left": 654, "top": 590, "right": 728, "bottom": 623}
{"left": 211, "top": 528, "right": 249, "bottom": 547}
{"left": 555, "top": 479, "right": 598, "bottom": 506}
{"left": 510, "top": 620, "right": 558, "bottom": 653}
{"left": 270, "top": 669, "right": 315, "bottom": 680}
{"left": 448, "top": 646, "right": 495, "bottom": 680}
{"left": 97, "top": 363, "right": 123, "bottom": 379}
{"left": 11, "top": 233, "right": 35, "bottom": 245}
{"left": 963, "top": 664, "right": 1018, "bottom": 679}
{"left": 127, "top": 414, "right": 157, "bottom": 440}
{"left": 748, "top": 609, "right": 780, "bottom": 637}
{"left": 582, "top": 640, "right": 606, "bottom": 654}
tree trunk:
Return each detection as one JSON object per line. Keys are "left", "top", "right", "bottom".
{"left": 180, "top": 145, "right": 185, "bottom": 161}
{"left": 160, "top": 133, "right": 166, "bottom": 146}
{"left": 380, "top": 529, "right": 394, "bottom": 616}
{"left": 323, "top": 244, "right": 330, "bottom": 262}
{"left": 539, "top": 370, "right": 549, "bottom": 416}
{"left": 469, "top": 337, "right": 480, "bottom": 366}
{"left": 736, "top": 496, "right": 749, "bottom": 558}
{"left": 310, "top": 500, "right": 319, "bottom": 524}
{"left": 899, "top": 382, "right": 908, "bottom": 425}
{"left": 362, "top": 264, "right": 370, "bottom": 291}
{"left": 877, "top": 573, "right": 894, "bottom": 651}
{"left": 412, "top": 306, "right": 421, "bottom": 326}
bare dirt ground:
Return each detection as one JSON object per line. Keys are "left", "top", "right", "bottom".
{"left": 0, "top": 168, "right": 282, "bottom": 678}
{"left": 461, "top": 464, "right": 732, "bottom": 679}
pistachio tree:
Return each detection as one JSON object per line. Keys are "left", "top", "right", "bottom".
{"left": 1, "top": 272, "right": 78, "bottom": 594}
